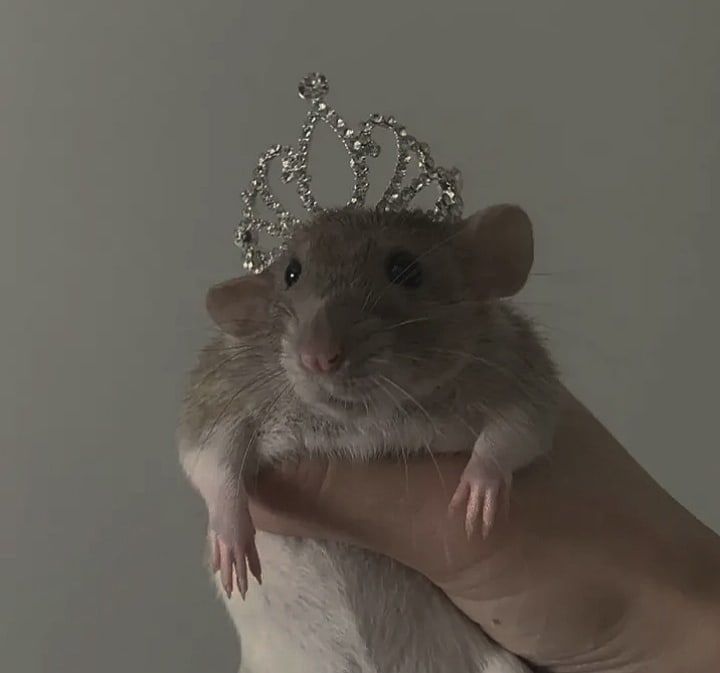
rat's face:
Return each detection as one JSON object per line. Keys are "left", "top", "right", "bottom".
{"left": 266, "top": 209, "right": 486, "bottom": 420}
{"left": 206, "top": 205, "right": 533, "bottom": 422}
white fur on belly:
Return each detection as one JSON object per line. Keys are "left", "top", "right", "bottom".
{"left": 216, "top": 533, "right": 530, "bottom": 673}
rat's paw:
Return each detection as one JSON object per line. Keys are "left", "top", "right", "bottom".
{"left": 210, "top": 527, "right": 261, "bottom": 599}
{"left": 449, "top": 452, "right": 511, "bottom": 539}
{"left": 210, "top": 502, "right": 262, "bottom": 599}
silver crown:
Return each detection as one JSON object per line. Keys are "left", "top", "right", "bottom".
{"left": 235, "top": 73, "right": 464, "bottom": 272}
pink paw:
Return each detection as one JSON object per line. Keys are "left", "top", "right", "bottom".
{"left": 209, "top": 503, "right": 262, "bottom": 599}
{"left": 449, "top": 454, "right": 511, "bottom": 538}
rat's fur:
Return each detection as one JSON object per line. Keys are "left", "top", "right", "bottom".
{"left": 178, "top": 207, "right": 559, "bottom": 672}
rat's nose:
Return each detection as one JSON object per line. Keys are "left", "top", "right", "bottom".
{"left": 300, "top": 346, "right": 344, "bottom": 373}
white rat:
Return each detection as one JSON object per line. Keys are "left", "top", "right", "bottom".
{"left": 178, "top": 204, "right": 559, "bottom": 672}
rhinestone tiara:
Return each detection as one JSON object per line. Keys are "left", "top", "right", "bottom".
{"left": 235, "top": 73, "right": 464, "bottom": 272}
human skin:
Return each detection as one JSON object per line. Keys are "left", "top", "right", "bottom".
{"left": 248, "top": 387, "right": 720, "bottom": 673}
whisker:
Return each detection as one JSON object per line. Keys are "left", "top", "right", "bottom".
{"left": 380, "top": 316, "right": 433, "bottom": 331}
{"left": 372, "top": 375, "right": 409, "bottom": 424}
{"left": 367, "top": 226, "right": 470, "bottom": 312}
{"left": 528, "top": 269, "right": 586, "bottom": 279}
{"left": 191, "top": 352, "right": 246, "bottom": 389}
{"left": 364, "top": 384, "right": 420, "bottom": 544}
{"left": 427, "top": 348, "right": 542, "bottom": 402}
{"left": 197, "top": 369, "right": 286, "bottom": 450}
{"left": 361, "top": 288, "right": 376, "bottom": 313}
{"left": 236, "top": 381, "right": 291, "bottom": 484}
{"left": 530, "top": 320, "right": 622, "bottom": 367}
{"left": 422, "top": 441, "right": 450, "bottom": 518}
{"left": 377, "top": 374, "right": 441, "bottom": 438}
{"left": 273, "top": 301, "right": 297, "bottom": 322}
{"left": 390, "top": 353, "right": 428, "bottom": 364}
{"left": 198, "top": 345, "right": 264, "bottom": 354}
{"left": 183, "top": 371, "right": 283, "bottom": 488}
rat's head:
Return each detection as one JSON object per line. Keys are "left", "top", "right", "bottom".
{"left": 206, "top": 205, "right": 534, "bottom": 420}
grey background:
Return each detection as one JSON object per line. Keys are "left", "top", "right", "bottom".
{"left": 2, "top": 1, "right": 718, "bottom": 672}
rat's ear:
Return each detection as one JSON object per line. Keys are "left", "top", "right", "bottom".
{"left": 206, "top": 271, "right": 274, "bottom": 337}
{"left": 461, "top": 204, "right": 534, "bottom": 298}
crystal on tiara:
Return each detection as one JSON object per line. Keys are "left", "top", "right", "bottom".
{"left": 235, "top": 73, "right": 464, "bottom": 272}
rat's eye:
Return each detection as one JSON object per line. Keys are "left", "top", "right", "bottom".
{"left": 386, "top": 251, "right": 422, "bottom": 288}
{"left": 284, "top": 258, "right": 302, "bottom": 287}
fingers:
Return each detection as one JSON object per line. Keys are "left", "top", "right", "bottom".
{"left": 248, "top": 455, "right": 532, "bottom": 583}
{"left": 249, "top": 459, "right": 332, "bottom": 532}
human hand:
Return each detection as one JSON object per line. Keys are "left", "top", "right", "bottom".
{"left": 249, "top": 388, "right": 720, "bottom": 672}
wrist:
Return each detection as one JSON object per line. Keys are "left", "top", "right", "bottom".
{"left": 663, "top": 598, "right": 720, "bottom": 673}
{"left": 668, "top": 570, "right": 720, "bottom": 672}
{"left": 634, "top": 545, "right": 720, "bottom": 673}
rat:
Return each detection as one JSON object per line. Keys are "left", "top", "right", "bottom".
{"left": 178, "top": 204, "right": 559, "bottom": 673}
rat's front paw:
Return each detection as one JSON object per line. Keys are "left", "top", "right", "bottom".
{"left": 210, "top": 502, "right": 262, "bottom": 600}
{"left": 449, "top": 451, "right": 511, "bottom": 539}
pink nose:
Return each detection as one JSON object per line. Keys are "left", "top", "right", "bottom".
{"left": 300, "top": 347, "right": 343, "bottom": 373}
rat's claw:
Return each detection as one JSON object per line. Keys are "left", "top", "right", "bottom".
{"left": 449, "top": 479, "right": 470, "bottom": 514}
{"left": 218, "top": 539, "right": 234, "bottom": 598}
{"left": 481, "top": 482, "right": 502, "bottom": 539}
{"left": 210, "top": 497, "right": 261, "bottom": 599}
{"left": 453, "top": 452, "right": 511, "bottom": 539}
{"left": 503, "top": 474, "right": 513, "bottom": 519}
{"left": 235, "top": 545, "right": 248, "bottom": 599}
{"left": 449, "top": 477, "right": 484, "bottom": 537}
{"left": 465, "top": 482, "right": 484, "bottom": 538}
{"left": 247, "top": 539, "right": 262, "bottom": 585}
{"left": 210, "top": 535, "right": 261, "bottom": 600}
{"left": 209, "top": 532, "right": 221, "bottom": 573}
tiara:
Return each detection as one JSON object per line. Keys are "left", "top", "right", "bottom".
{"left": 235, "top": 73, "right": 464, "bottom": 272}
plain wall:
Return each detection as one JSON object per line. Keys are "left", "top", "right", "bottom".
{"left": 2, "top": 1, "right": 718, "bottom": 672}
